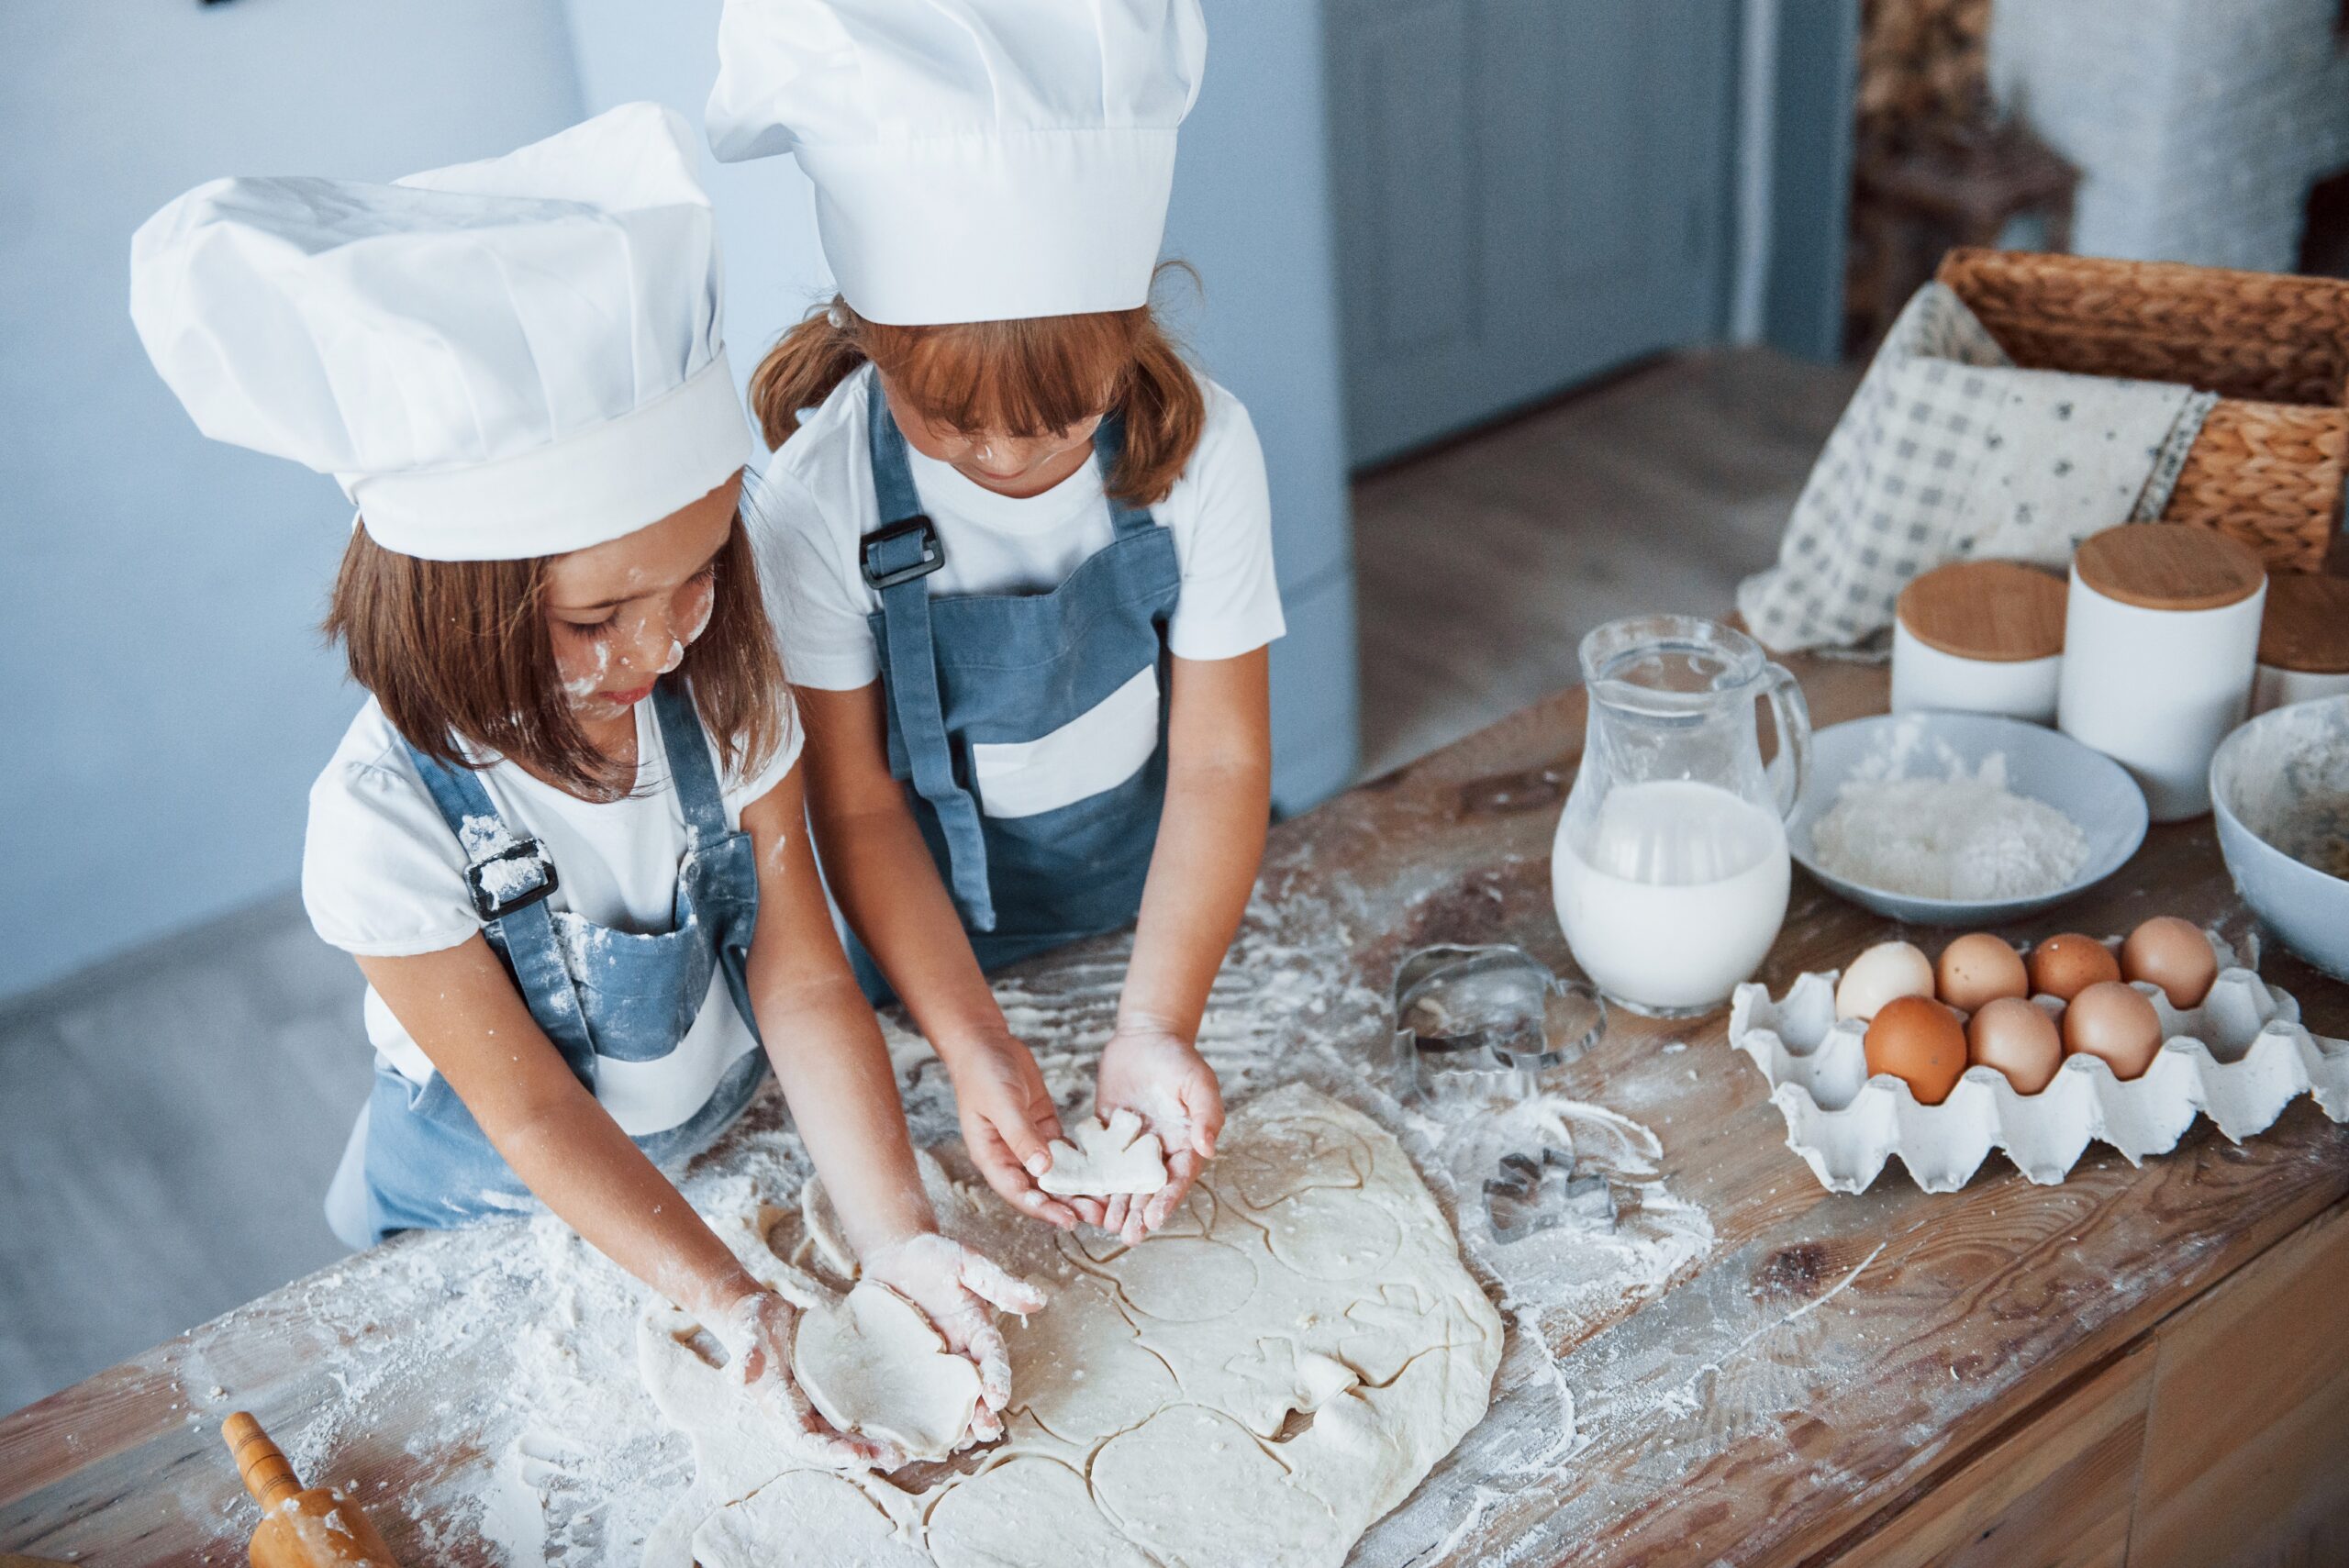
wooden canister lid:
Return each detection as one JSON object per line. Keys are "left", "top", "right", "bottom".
{"left": 2073, "top": 524, "right": 2266, "bottom": 612}
{"left": 2259, "top": 573, "right": 2349, "bottom": 674}
{"left": 1896, "top": 560, "right": 2067, "bottom": 662}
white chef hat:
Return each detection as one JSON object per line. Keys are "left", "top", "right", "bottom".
{"left": 707, "top": 0, "right": 1207, "bottom": 326}
{"left": 129, "top": 102, "right": 751, "bottom": 562}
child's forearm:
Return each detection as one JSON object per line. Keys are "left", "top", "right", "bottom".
{"left": 357, "top": 944, "right": 763, "bottom": 1324}
{"left": 495, "top": 1082, "right": 766, "bottom": 1320}
{"left": 740, "top": 764, "right": 940, "bottom": 1259}
{"left": 1120, "top": 651, "right": 1274, "bottom": 1040}
{"left": 754, "top": 969, "right": 938, "bottom": 1255}
{"left": 796, "top": 683, "right": 1015, "bottom": 1066}
{"left": 821, "top": 797, "right": 1017, "bottom": 1061}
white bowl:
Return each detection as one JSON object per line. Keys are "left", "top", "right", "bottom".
{"left": 1787, "top": 711, "right": 2149, "bottom": 926}
{"left": 2210, "top": 695, "right": 2349, "bottom": 982}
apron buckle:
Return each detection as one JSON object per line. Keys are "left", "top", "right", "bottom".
{"left": 861, "top": 516, "right": 945, "bottom": 590}
{"left": 464, "top": 839, "right": 562, "bottom": 922}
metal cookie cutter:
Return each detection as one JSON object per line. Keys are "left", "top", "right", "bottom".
{"left": 1484, "top": 1146, "right": 1617, "bottom": 1243}
{"left": 1391, "top": 944, "right": 1606, "bottom": 1116}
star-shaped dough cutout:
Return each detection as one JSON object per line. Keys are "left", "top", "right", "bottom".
{"left": 1038, "top": 1107, "right": 1169, "bottom": 1196}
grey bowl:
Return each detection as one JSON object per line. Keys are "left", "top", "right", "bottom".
{"left": 2210, "top": 695, "right": 2349, "bottom": 982}
{"left": 1787, "top": 712, "right": 2149, "bottom": 927}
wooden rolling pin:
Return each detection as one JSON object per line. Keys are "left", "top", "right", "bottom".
{"left": 224, "top": 1412, "right": 404, "bottom": 1568}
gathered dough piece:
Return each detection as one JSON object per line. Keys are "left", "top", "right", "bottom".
{"left": 1037, "top": 1107, "right": 1168, "bottom": 1196}
{"left": 793, "top": 1282, "right": 983, "bottom": 1461}
{"left": 641, "top": 1086, "right": 1504, "bottom": 1568}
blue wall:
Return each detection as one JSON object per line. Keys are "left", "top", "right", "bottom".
{"left": 562, "top": 0, "right": 1362, "bottom": 816}
{"left": 1162, "top": 1, "right": 1361, "bottom": 812}
{"left": 0, "top": 2, "right": 585, "bottom": 996}
{"left": 0, "top": 0, "right": 1359, "bottom": 999}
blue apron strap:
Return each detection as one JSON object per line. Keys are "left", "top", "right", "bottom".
{"left": 396, "top": 737, "right": 600, "bottom": 1083}
{"left": 861, "top": 372, "right": 998, "bottom": 931}
{"left": 649, "top": 676, "right": 729, "bottom": 848}
{"left": 1093, "top": 411, "right": 1156, "bottom": 540}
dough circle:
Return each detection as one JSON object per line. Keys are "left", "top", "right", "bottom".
{"left": 791, "top": 1282, "right": 982, "bottom": 1461}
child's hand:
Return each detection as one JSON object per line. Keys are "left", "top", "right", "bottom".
{"left": 1095, "top": 1026, "right": 1223, "bottom": 1247}
{"left": 714, "top": 1290, "right": 905, "bottom": 1470}
{"left": 863, "top": 1232, "right": 1048, "bottom": 1440}
{"left": 950, "top": 1033, "right": 1085, "bottom": 1229}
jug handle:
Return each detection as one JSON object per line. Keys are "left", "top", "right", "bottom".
{"left": 1761, "top": 662, "right": 1813, "bottom": 820}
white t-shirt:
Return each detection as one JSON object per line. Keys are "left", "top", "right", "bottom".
{"left": 747, "top": 368, "right": 1286, "bottom": 692}
{"left": 302, "top": 694, "right": 800, "bottom": 1137}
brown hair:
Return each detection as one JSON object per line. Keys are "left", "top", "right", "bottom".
{"left": 748, "top": 267, "right": 1208, "bottom": 506}
{"left": 325, "top": 513, "right": 789, "bottom": 802}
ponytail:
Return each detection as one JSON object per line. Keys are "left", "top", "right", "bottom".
{"left": 748, "top": 302, "right": 868, "bottom": 449}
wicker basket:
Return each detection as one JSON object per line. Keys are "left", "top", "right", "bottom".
{"left": 1935, "top": 248, "right": 2349, "bottom": 573}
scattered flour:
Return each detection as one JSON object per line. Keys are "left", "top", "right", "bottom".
{"left": 1810, "top": 751, "right": 2087, "bottom": 900}
{"left": 159, "top": 869, "right": 1713, "bottom": 1566}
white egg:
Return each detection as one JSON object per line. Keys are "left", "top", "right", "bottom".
{"left": 1835, "top": 940, "right": 1937, "bottom": 1021}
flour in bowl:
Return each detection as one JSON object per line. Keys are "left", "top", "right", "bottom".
{"left": 1810, "top": 753, "right": 2088, "bottom": 900}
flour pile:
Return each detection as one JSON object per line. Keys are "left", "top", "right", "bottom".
{"left": 1810, "top": 749, "right": 2087, "bottom": 900}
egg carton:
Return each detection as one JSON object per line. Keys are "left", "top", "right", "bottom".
{"left": 1726, "top": 946, "right": 2349, "bottom": 1194}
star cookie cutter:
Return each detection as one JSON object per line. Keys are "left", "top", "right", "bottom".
{"left": 1484, "top": 1146, "right": 1617, "bottom": 1243}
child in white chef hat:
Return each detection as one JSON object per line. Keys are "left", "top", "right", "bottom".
{"left": 708, "top": 0, "right": 1284, "bottom": 1247}
{"left": 130, "top": 102, "right": 1040, "bottom": 1466}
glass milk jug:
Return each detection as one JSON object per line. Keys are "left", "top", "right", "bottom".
{"left": 1552, "top": 616, "right": 1811, "bottom": 1017}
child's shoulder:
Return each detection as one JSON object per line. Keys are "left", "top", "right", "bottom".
{"left": 314, "top": 698, "right": 423, "bottom": 796}
{"left": 1192, "top": 373, "right": 1259, "bottom": 454}
{"left": 744, "top": 371, "right": 872, "bottom": 550}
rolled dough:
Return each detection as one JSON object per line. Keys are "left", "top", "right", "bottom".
{"left": 1036, "top": 1107, "right": 1167, "bottom": 1196}
{"left": 791, "top": 1281, "right": 982, "bottom": 1462}
{"left": 639, "top": 1085, "right": 1504, "bottom": 1568}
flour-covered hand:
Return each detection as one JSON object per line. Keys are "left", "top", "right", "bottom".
{"left": 862, "top": 1231, "right": 1048, "bottom": 1440}
{"left": 712, "top": 1289, "right": 903, "bottom": 1470}
{"left": 948, "top": 1033, "right": 1083, "bottom": 1230}
{"left": 1095, "top": 1026, "right": 1223, "bottom": 1246}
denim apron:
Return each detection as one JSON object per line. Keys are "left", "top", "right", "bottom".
{"left": 852, "top": 369, "right": 1182, "bottom": 994}
{"left": 326, "top": 676, "right": 768, "bottom": 1245}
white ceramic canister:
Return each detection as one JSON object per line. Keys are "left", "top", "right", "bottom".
{"left": 1891, "top": 560, "right": 2066, "bottom": 722}
{"left": 2253, "top": 573, "right": 2349, "bottom": 715}
{"left": 2058, "top": 525, "right": 2266, "bottom": 821}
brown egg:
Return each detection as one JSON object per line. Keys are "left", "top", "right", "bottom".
{"left": 1865, "top": 995, "right": 1969, "bottom": 1106}
{"left": 2121, "top": 916, "right": 2219, "bottom": 1009}
{"left": 2062, "top": 981, "right": 2165, "bottom": 1080}
{"left": 2027, "top": 933, "right": 2122, "bottom": 1002}
{"left": 1937, "top": 933, "right": 2030, "bottom": 1013}
{"left": 1966, "top": 997, "right": 2064, "bottom": 1094}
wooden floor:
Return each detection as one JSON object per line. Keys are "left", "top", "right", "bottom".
{"left": 0, "top": 346, "right": 1856, "bottom": 1418}
{"left": 1353, "top": 348, "right": 1856, "bottom": 777}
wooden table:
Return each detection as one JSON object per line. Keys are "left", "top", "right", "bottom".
{"left": 7, "top": 657, "right": 2349, "bottom": 1567}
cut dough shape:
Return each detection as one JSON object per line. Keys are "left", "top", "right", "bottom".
{"left": 1085, "top": 1236, "right": 1259, "bottom": 1322}
{"left": 792, "top": 1282, "right": 982, "bottom": 1461}
{"left": 1037, "top": 1107, "right": 1167, "bottom": 1196}
{"left": 643, "top": 1085, "right": 1505, "bottom": 1568}
{"left": 1091, "top": 1407, "right": 1337, "bottom": 1568}
{"left": 1219, "top": 1117, "right": 1370, "bottom": 1210}
{"left": 1260, "top": 1185, "right": 1403, "bottom": 1280}
{"left": 1005, "top": 1273, "right": 1179, "bottom": 1444}
{"left": 694, "top": 1472, "right": 930, "bottom": 1568}
{"left": 926, "top": 1457, "right": 1158, "bottom": 1568}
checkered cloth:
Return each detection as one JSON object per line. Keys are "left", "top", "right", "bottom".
{"left": 1737, "top": 282, "right": 2215, "bottom": 651}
